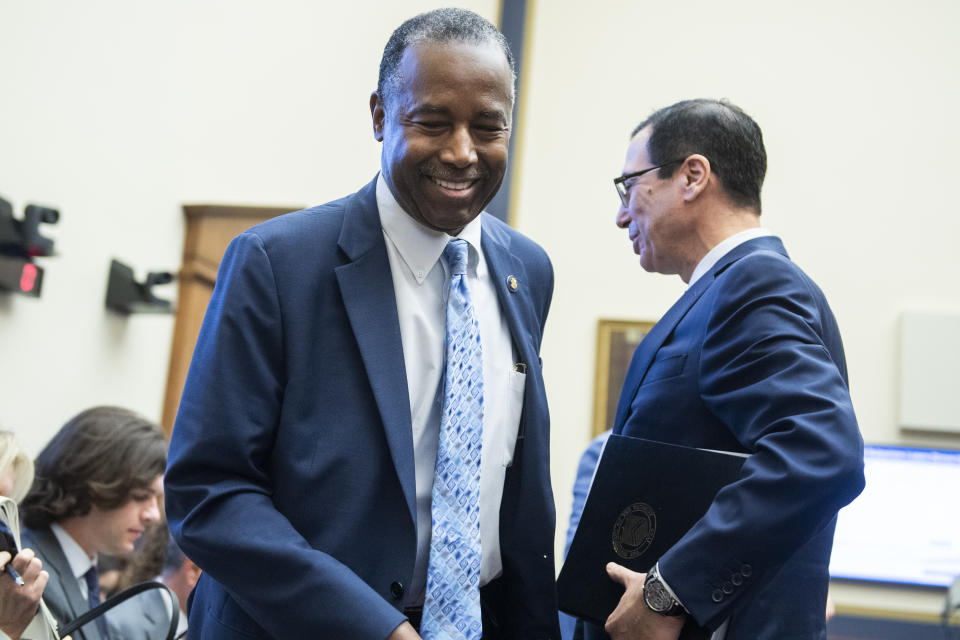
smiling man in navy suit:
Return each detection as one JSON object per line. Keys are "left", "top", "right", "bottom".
{"left": 593, "top": 100, "right": 865, "bottom": 640}
{"left": 165, "top": 8, "right": 559, "bottom": 640}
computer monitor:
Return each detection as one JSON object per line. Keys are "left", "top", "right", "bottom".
{"left": 829, "top": 444, "right": 960, "bottom": 588}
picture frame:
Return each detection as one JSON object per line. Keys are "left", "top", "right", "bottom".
{"left": 592, "top": 318, "right": 655, "bottom": 438}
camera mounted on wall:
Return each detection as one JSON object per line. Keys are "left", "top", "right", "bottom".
{"left": 0, "top": 194, "right": 59, "bottom": 297}
{"left": 105, "top": 258, "right": 175, "bottom": 315}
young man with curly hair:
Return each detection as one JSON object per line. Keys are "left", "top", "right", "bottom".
{"left": 20, "top": 407, "right": 166, "bottom": 640}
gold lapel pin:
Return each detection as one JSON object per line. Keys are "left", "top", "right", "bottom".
{"left": 506, "top": 275, "right": 519, "bottom": 292}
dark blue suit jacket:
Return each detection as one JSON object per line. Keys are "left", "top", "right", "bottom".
{"left": 605, "top": 236, "right": 864, "bottom": 639}
{"left": 164, "top": 179, "right": 560, "bottom": 639}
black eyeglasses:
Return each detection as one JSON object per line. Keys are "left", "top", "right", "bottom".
{"left": 613, "top": 159, "right": 684, "bottom": 207}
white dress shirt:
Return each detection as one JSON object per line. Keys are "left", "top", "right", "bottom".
{"left": 376, "top": 176, "right": 525, "bottom": 607}
{"left": 687, "top": 228, "right": 774, "bottom": 288}
{"left": 50, "top": 523, "right": 95, "bottom": 600}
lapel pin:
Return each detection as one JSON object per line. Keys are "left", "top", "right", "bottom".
{"left": 506, "top": 275, "right": 519, "bottom": 292}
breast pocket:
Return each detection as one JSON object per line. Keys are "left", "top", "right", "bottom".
{"left": 642, "top": 353, "right": 687, "bottom": 384}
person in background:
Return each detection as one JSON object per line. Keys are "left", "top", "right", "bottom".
{"left": 116, "top": 520, "right": 168, "bottom": 594}
{"left": 160, "top": 538, "right": 199, "bottom": 639}
{"left": 109, "top": 527, "right": 198, "bottom": 639}
{"left": 593, "top": 99, "right": 864, "bottom": 640}
{"left": 104, "top": 520, "right": 174, "bottom": 640}
{"left": 0, "top": 550, "right": 49, "bottom": 640}
{"left": 1, "top": 431, "right": 49, "bottom": 640}
{"left": 20, "top": 407, "right": 166, "bottom": 640}
{"left": 165, "top": 8, "right": 559, "bottom": 639}
{"left": 0, "top": 431, "right": 34, "bottom": 502}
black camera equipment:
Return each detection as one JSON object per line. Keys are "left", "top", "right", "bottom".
{"left": 105, "top": 258, "right": 175, "bottom": 314}
{"left": 0, "top": 195, "right": 59, "bottom": 297}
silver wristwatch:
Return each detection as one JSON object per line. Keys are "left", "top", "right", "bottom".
{"left": 643, "top": 565, "right": 685, "bottom": 616}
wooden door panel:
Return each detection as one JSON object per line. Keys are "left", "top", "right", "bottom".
{"left": 161, "top": 204, "right": 297, "bottom": 435}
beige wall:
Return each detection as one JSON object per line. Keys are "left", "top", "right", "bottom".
{"left": 2, "top": 0, "right": 958, "bottom": 620}
{"left": 516, "top": 0, "right": 960, "bottom": 618}
{"left": 0, "top": 0, "right": 497, "bottom": 454}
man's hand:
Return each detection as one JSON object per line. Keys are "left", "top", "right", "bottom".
{"left": 0, "top": 548, "right": 49, "bottom": 640}
{"left": 386, "top": 621, "right": 422, "bottom": 640}
{"left": 604, "top": 563, "right": 685, "bottom": 640}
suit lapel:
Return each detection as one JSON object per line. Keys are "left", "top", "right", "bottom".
{"left": 27, "top": 526, "right": 100, "bottom": 640}
{"left": 611, "top": 275, "right": 713, "bottom": 433}
{"left": 334, "top": 179, "right": 416, "bottom": 524}
{"left": 481, "top": 217, "right": 536, "bottom": 369}
{"left": 611, "top": 236, "right": 789, "bottom": 433}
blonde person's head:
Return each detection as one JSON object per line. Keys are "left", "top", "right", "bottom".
{"left": 0, "top": 430, "right": 35, "bottom": 502}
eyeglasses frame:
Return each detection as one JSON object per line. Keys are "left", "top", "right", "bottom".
{"left": 613, "top": 159, "right": 685, "bottom": 207}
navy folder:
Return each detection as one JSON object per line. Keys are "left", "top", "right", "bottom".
{"left": 557, "top": 435, "right": 747, "bottom": 638}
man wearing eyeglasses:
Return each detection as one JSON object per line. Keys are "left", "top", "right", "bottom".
{"left": 594, "top": 99, "right": 865, "bottom": 640}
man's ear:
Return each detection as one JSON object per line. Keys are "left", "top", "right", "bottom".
{"left": 680, "top": 154, "right": 710, "bottom": 202}
{"left": 370, "top": 92, "right": 385, "bottom": 142}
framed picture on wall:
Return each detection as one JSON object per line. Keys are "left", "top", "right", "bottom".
{"left": 592, "top": 319, "right": 655, "bottom": 438}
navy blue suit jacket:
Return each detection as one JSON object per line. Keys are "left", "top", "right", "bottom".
{"left": 164, "top": 179, "right": 560, "bottom": 639}
{"left": 607, "top": 236, "right": 864, "bottom": 639}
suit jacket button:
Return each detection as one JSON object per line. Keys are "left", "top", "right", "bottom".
{"left": 711, "top": 589, "right": 724, "bottom": 603}
{"left": 721, "top": 581, "right": 734, "bottom": 594}
{"left": 730, "top": 573, "right": 743, "bottom": 586}
{"left": 390, "top": 581, "right": 404, "bottom": 599}
{"left": 740, "top": 563, "right": 753, "bottom": 578}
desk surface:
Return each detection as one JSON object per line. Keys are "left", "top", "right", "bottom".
{"left": 830, "top": 580, "right": 946, "bottom": 623}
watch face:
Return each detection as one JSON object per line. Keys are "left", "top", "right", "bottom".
{"left": 644, "top": 580, "right": 672, "bottom": 612}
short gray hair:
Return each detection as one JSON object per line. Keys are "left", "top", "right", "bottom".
{"left": 377, "top": 8, "right": 516, "bottom": 108}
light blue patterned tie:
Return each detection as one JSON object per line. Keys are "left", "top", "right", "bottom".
{"left": 421, "top": 238, "right": 484, "bottom": 640}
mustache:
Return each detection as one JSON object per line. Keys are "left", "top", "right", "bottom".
{"left": 419, "top": 163, "right": 488, "bottom": 181}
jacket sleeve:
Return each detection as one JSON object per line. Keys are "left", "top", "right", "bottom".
{"left": 164, "top": 232, "right": 406, "bottom": 639}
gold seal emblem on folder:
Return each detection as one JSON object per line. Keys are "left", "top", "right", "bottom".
{"left": 612, "top": 502, "right": 656, "bottom": 560}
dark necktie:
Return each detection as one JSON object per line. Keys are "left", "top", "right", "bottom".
{"left": 84, "top": 565, "right": 110, "bottom": 640}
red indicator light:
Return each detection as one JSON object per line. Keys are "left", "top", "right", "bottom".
{"left": 20, "top": 263, "right": 37, "bottom": 292}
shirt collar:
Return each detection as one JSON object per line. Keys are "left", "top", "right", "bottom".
{"left": 50, "top": 522, "right": 95, "bottom": 580}
{"left": 688, "top": 227, "right": 774, "bottom": 287}
{"left": 376, "top": 174, "right": 484, "bottom": 283}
